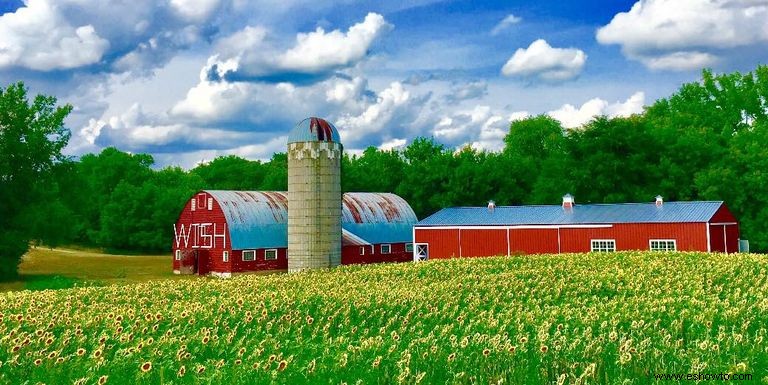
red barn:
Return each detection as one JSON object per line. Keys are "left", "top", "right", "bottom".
{"left": 412, "top": 195, "right": 741, "bottom": 260}
{"left": 172, "top": 190, "right": 417, "bottom": 277}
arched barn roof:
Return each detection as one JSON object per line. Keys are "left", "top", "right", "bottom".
{"left": 287, "top": 117, "right": 341, "bottom": 144}
{"left": 203, "top": 190, "right": 417, "bottom": 250}
{"left": 206, "top": 191, "right": 288, "bottom": 250}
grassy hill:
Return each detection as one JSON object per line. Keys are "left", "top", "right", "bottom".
{"left": 1, "top": 252, "right": 766, "bottom": 384}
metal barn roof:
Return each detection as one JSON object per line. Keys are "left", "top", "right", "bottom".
{"left": 204, "top": 190, "right": 417, "bottom": 249}
{"left": 416, "top": 201, "right": 725, "bottom": 227}
{"left": 287, "top": 117, "right": 341, "bottom": 144}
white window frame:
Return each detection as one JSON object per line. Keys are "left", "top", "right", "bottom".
{"left": 223, "top": 251, "right": 229, "bottom": 262}
{"left": 242, "top": 250, "right": 256, "bottom": 262}
{"left": 359, "top": 246, "right": 366, "bottom": 255}
{"left": 264, "top": 249, "right": 278, "bottom": 261}
{"left": 591, "top": 239, "right": 616, "bottom": 252}
{"left": 405, "top": 243, "right": 414, "bottom": 253}
{"left": 190, "top": 199, "right": 196, "bottom": 211}
{"left": 207, "top": 197, "right": 213, "bottom": 211}
{"left": 649, "top": 239, "right": 677, "bottom": 252}
{"left": 380, "top": 244, "right": 391, "bottom": 254}
{"left": 175, "top": 250, "right": 182, "bottom": 261}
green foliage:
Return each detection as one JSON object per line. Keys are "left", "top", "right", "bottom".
{"left": 0, "top": 82, "right": 71, "bottom": 281}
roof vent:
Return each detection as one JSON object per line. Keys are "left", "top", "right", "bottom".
{"left": 562, "top": 194, "right": 574, "bottom": 210}
{"left": 487, "top": 200, "right": 496, "bottom": 213}
{"left": 655, "top": 195, "right": 663, "bottom": 207}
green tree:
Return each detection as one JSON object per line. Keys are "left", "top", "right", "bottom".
{"left": 0, "top": 82, "right": 71, "bottom": 280}
{"left": 342, "top": 147, "right": 405, "bottom": 193}
{"left": 191, "top": 155, "right": 265, "bottom": 190}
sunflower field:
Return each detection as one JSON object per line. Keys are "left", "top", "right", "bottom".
{"left": 1, "top": 251, "right": 767, "bottom": 384}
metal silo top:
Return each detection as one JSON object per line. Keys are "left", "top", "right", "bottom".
{"left": 287, "top": 117, "right": 341, "bottom": 143}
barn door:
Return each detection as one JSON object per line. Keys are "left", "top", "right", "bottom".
{"left": 196, "top": 250, "right": 211, "bottom": 275}
{"left": 414, "top": 244, "right": 429, "bottom": 261}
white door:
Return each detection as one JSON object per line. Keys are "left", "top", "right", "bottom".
{"left": 414, "top": 243, "right": 429, "bottom": 261}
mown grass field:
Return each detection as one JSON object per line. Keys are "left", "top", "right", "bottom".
{"left": 0, "top": 248, "right": 188, "bottom": 292}
{"left": 1, "top": 251, "right": 767, "bottom": 384}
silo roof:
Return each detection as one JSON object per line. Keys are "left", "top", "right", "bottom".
{"left": 287, "top": 117, "right": 341, "bottom": 144}
{"left": 203, "top": 190, "right": 417, "bottom": 249}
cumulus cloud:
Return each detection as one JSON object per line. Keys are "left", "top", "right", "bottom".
{"left": 547, "top": 91, "right": 645, "bottom": 128}
{"left": 378, "top": 138, "right": 407, "bottom": 150}
{"left": 169, "top": 0, "right": 223, "bottom": 22}
{"left": 444, "top": 80, "right": 488, "bottom": 104}
{"left": 431, "top": 106, "right": 530, "bottom": 151}
{"left": 0, "top": 0, "right": 109, "bottom": 71}
{"left": 490, "top": 14, "right": 522, "bottom": 36}
{"left": 212, "top": 12, "right": 393, "bottom": 83}
{"left": 501, "top": 39, "right": 587, "bottom": 81}
{"left": 597, "top": 0, "right": 768, "bottom": 70}
{"left": 336, "top": 82, "right": 413, "bottom": 145}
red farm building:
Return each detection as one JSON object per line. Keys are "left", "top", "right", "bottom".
{"left": 412, "top": 195, "right": 741, "bottom": 261}
{"left": 172, "top": 190, "right": 417, "bottom": 277}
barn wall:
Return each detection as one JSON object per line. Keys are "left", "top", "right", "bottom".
{"left": 459, "top": 229, "right": 507, "bottom": 257}
{"left": 341, "top": 243, "right": 412, "bottom": 265}
{"left": 710, "top": 203, "right": 738, "bottom": 223}
{"left": 414, "top": 229, "right": 460, "bottom": 259}
{"left": 708, "top": 224, "right": 740, "bottom": 253}
{"left": 172, "top": 192, "right": 231, "bottom": 274}
{"left": 231, "top": 248, "right": 288, "bottom": 272}
{"left": 559, "top": 223, "right": 708, "bottom": 252}
{"left": 509, "top": 229, "right": 559, "bottom": 254}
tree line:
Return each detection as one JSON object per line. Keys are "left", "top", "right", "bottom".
{"left": 2, "top": 66, "right": 768, "bottom": 280}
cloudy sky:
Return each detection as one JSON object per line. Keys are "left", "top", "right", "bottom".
{"left": 1, "top": 0, "right": 767, "bottom": 167}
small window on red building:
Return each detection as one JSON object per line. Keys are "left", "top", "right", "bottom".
{"left": 265, "top": 249, "right": 278, "bottom": 261}
{"left": 207, "top": 197, "right": 213, "bottom": 210}
{"left": 405, "top": 243, "right": 414, "bottom": 253}
{"left": 242, "top": 250, "right": 256, "bottom": 261}
{"left": 223, "top": 251, "right": 229, "bottom": 262}
{"left": 359, "top": 246, "right": 365, "bottom": 255}
{"left": 175, "top": 250, "right": 181, "bottom": 260}
{"left": 381, "top": 244, "right": 391, "bottom": 254}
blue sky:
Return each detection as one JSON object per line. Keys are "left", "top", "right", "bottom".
{"left": 1, "top": 0, "right": 767, "bottom": 167}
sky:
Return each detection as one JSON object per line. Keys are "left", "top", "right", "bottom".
{"left": 1, "top": 0, "right": 767, "bottom": 168}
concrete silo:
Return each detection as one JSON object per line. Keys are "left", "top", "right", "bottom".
{"left": 287, "top": 117, "right": 343, "bottom": 272}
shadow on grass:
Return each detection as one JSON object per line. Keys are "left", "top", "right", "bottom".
{"left": 21, "top": 275, "right": 103, "bottom": 291}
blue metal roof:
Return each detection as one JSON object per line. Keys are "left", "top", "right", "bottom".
{"left": 416, "top": 201, "right": 725, "bottom": 227}
{"left": 287, "top": 117, "right": 341, "bottom": 144}
{"left": 206, "top": 191, "right": 288, "bottom": 250}
{"left": 205, "top": 191, "right": 417, "bottom": 249}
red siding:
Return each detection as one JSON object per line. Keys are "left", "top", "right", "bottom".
{"left": 415, "top": 222, "right": 713, "bottom": 259}
{"left": 560, "top": 223, "right": 708, "bottom": 252}
{"left": 341, "top": 243, "right": 412, "bottom": 265}
{"left": 172, "top": 192, "right": 231, "bottom": 274}
{"left": 708, "top": 224, "right": 740, "bottom": 253}
{"left": 414, "top": 229, "right": 460, "bottom": 259}
{"left": 459, "top": 229, "right": 507, "bottom": 257}
{"left": 231, "top": 248, "right": 287, "bottom": 272}
{"left": 509, "top": 229, "right": 559, "bottom": 254}
{"left": 710, "top": 203, "right": 738, "bottom": 223}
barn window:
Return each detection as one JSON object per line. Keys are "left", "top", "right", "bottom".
{"left": 207, "top": 198, "right": 213, "bottom": 211}
{"left": 650, "top": 239, "right": 676, "bottom": 252}
{"left": 242, "top": 250, "right": 256, "bottom": 261}
{"left": 265, "top": 249, "right": 278, "bottom": 260}
{"left": 405, "top": 243, "right": 414, "bottom": 253}
{"left": 381, "top": 244, "right": 391, "bottom": 254}
{"left": 591, "top": 239, "right": 616, "bottom": 252}
{"left": 191, "top": 199, "right": 196, "bottom": 211}
{"left": 175, "top": 250, "right": 181, "bottom": 260}
{"left": 223, "top": 251, "right": 229, "bottom": 262}
{"left": 359, "top": 246, "right": 365, "bottom": 255}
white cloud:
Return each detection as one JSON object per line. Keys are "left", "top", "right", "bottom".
{"left": 597, "top": 0, "right": 768, "bottom": 70}
{"left": 445, "top": 80, "right": 488, "bottom": 104}
{"left": 336, "top": 82, "right": 412, "bottom": 145}
{"left": 378, "top": 138, "right": 407, "bottom": 150}
{"left": 490, "top": 14, "right": 522, "bottom": 36}
{"left": 0, "top": 0, "right": 109, "bottom": 70}
{"left": 501, "top": 39, "right": 587, "bottom": 81}
{"left": 170, "top": 0, "right": 223, "bottom": 22}
{"left": 218, "top": 12, "right": 393, "bottom": 81}
{"left": 547, "top": 91, "right": 645, "bottom": 128}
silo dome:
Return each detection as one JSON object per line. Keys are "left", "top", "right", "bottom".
{"left": 287, "top": 117, "right": 341, "bottom": 144}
